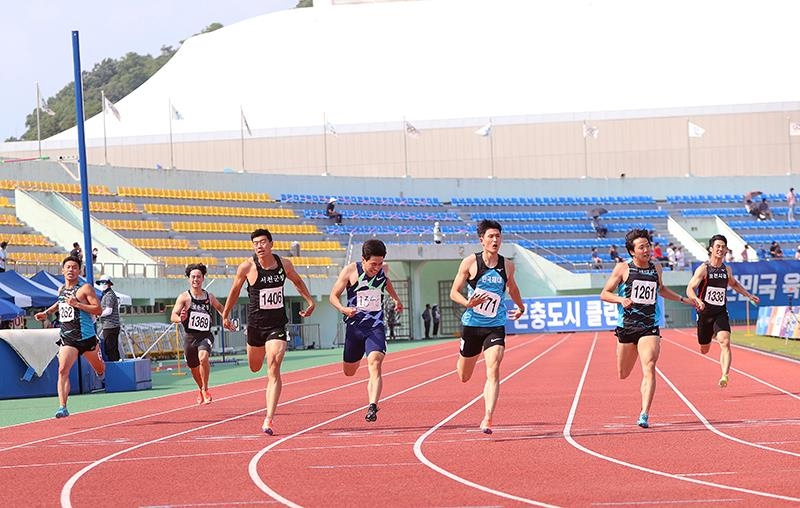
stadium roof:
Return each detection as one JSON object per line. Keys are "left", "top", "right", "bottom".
{"left": 51, "top": 0, "right": 800, "bottom": 141}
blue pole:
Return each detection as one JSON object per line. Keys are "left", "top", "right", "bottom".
{"left": 72, "top": 31, "right": 94, "bottom": 283}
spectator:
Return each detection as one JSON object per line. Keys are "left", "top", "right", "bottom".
{"left": 385, "top": 300, "right": 398, "bottom": 339}
{"left": 788, "top": 187, "right": 797, "bottom": 221}
{"left": 433, "top": 222, "right": 444, "bottom": 244}
{"left": 421, "top": 303, "right": 432, "bottom": 339}
{"left": 325, "top": 198, "right": 343, "bottom": 225}
{"left": 740, "top": 244, "right": 750, "bottom": 262}
{"left": 432, "top": 304, "right": 441, "bottom": 336}
{"left": 609, "top": 244, "right": 623, "bottom": 263}
{"left": 591, "top": 247, "right": 603, "bottom": 269}
{"left": 69, "top": 242, "right": 83, "bottom": 261}
{"left": 591, "top": 215, "right": 608, "bottom": 238}
{"left": 725, "top": 249, "right": 733, "bottom": 263}
{"left": 769, "top": 241, "right": 783, "bottom": 259}
{"left": 757, "top": 198, "right": 773, "bottom": 221}
{"left": 675, "top": 245, "right": 686, "bottom": 271}
{"left": 289, "top": 240, "right": 301, "bottom": 257}
{"left": 97, "top": 277, "right": 122, "bottom": 362}
{"left": 666, "top": 243, "right": 676, "bottom": 270}
{"left": 0, "top": 241, "right": 14, "bottom": 273}
{"left": 653, "top": 242, "right": 664, "bottom": 260}
{"left": 795, "top": 246, "right": 800, "bottom": 261}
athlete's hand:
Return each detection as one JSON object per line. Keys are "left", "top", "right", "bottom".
{"left": 67, "top": 296, "right": 80, "bottom": 308}
{"left": 693, "top": 299, "right": 705, "bottom": 312}
{"left": 34, "top": 312, "right": 46, "bottom": 322}
{"left": 508, "top": 306, "right": 524, "bottom": 321}
{"left": 342, "top": 307, "right": 358, "bottom": 319}
{"left": 749, "top": 294, "right": 760, "bottom": 305}
{"left": 299, "top": 302, "right": 316, "bottom": 318}
{"left": 179, "top": 306, "right": 188, "bottom": 321}
{"left": 223, "top": 318, "right": 237, "bottom": 331}
{"left": 619, "top": 297, "right": 633, "bottom": 309}
{"left": 393, "top": 300, "right": 403, "bottom": 314}
{"left": 465, "top": 292, "right": 489, "bottom": 308}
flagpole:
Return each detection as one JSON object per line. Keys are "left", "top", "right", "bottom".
{"left": 489, "top": 117, "right": 495, "bottom": 179}
{"left": 686, "top": 119, "right": 692, "bottom": 176}
{"left": 402, "top": 117, "right": 409, "bottom": 178}
{"left": 322, "top": 113, "right": 329, "bottom": 176}
{"left": 788, "top": 118, "right": 793, "bottom": 176}
{"left": 102, "top": 90, "right": 108, "bottom": 165}
{"left": 168, "top": 99, "right": 174, "bottom": 169}
{"left": 583, "top": 121, "right": 589, "bottom": 178}
{"left": 240, "top": 106, "right": 245, "bottom": 172}
{"left": 35, "top": 83, "right": 42, "bottom": 158}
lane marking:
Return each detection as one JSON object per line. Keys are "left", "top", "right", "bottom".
{"left": 250, "top": 335, "right": 553, "bottom": 508}
{"left": 412, "top": 335, "right": 572, "bottom": 508}
{"left": 563, "top": 336, "right": 800, "bottom": 504}
{"left": 60, "top": 338, "right": 535, "bottom": 507}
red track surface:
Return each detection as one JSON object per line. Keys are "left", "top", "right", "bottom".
{"left": 1, "top": 329, "right": 799, "bottom": 507}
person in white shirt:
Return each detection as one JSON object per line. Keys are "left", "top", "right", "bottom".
{"left": 787, "top": 187, "right": 796, "bottom": 221}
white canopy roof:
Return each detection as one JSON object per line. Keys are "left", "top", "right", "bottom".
{"left": 50, "top": 0, "right": 800, "bottom": 141}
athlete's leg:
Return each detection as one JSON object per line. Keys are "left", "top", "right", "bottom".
{"left": 716, "top": 330, "right": 731, "bottom": 386}
{"left": 57, "top": 346, "right": 79, "bottom": 409}
{"left": 264, "top": 340, "right": 287, "bottom": 421}
{"left": 637, "top": 335, "right": 661, "bottom": 416}
{"left": 82, "top": 344, "right": 105, "bottom": 377}
{"left": 616, "top": 342, "right": 639, "bottom": 379}
{"left": 343, "top": 360, "right": 361, "bottom": 376}
{"left": 481, "top": 345, "right": 505, "bottom": 428}
{"left": 457, "top": 355, "right": 480, "bottom": 382}
{"left": 198, "top": 349, "right": 211, "bottom": 391}
{"left": 366, "top": 351, "right": 385, "bottom": 405}
{"left": 247, "top": 344, "right": 266, "bottom": 372}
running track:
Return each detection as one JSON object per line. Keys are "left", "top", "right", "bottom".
{"left": 1, "top": 329, "right": 799, "bottom": 507}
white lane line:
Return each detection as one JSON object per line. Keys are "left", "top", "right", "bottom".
{"left": 411, "top": 335, "right": 572, "bottom": 508}
{"left": 1, "top": 342, "right": 451, "bottom": 452}
{"left": 60, "top": 342, "right": 474, "bottom": 508}
{"left": 250, "top": 335, "right": 551, "bottom": 508}
{"left": 667, "top": 331, "right": 800, "bottom": 399}
{"left": 657, "top": 367, "right": 800, "bottom": 459}
{"left": 563, "top": 336, "right": 800, "bottom": 504}
{"left": 590, "top": 498, "right": 742, "bottom": 506}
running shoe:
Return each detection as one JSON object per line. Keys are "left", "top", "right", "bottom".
{"left": 262, "top": 418, "right": 275, "bottom": 436}
{"left": 718, "top": 374, "right": 729, "bottom": 388}
{"left": 480, "top": 418, "right": 493, "bottom": 435}
{"left": 365, "top": 403, "right": 379, "bottom": 422}
{"left": 202, "top": 390, "right": 213, "bottom": 404}
{"left": 196, "top": 391, "right": 204, "bottom": 405}
{"left": 55, "top": 407, "right": 70, "bottom": 419}
{"left": 637, "top": 413, "right": 649, "bottom": 428}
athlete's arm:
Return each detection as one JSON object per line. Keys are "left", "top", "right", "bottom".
{"left": 686, "top": 263, "right": 708, "bottom": 311}
{"left": 222, "top": 259, "right": 251, "bottom": 329}
{"left": 208, "top": 293, "right": 226, "bottom": 318}
{"left": 282, "top": 258, "right": 316, "bottom": 317}
{"left": 171, "top": 293, "right": 189, "bottom": 323}
{"left": 600, "top": 262, "right": 630, "bottom": 307}
{"left": 656, "top": 263, "right": 693, "bottom": 305}
{"left": 329, "top": 263, "right": 357, "bottom": 318}
{"left": 34, "top": 295, "right": 61, "bottom": 322}
{"left": 384, "top": 277, "right": 404, "bottom": 314}
{"left": 72, "top": 283, "right": 102, "bottom": 316}
{"left": 505, "top": 261, "right": 525, "bottom": 320}
{"left": 449, "top": 256, "right": 488, "bottom": 308}
{"left": 726, "top": 265, "right": 760, "bottom": 304}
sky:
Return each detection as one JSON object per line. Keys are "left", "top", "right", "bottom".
{"left": 0, "top": 0, "right": 297, "bottom": 140}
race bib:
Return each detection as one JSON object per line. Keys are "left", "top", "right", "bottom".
{"left": 356, "top": 288, "right": 382, "bottom": 312}
{"left": 704, "top": 286, "right": 727, "bottom": 306}
{"left": 471, "top": 288, "right": 501, "bottom": 318}
{"left": 188, "top": 311, "right": 211, "bottom": 331}
{"left": 59, "top": 302, "right": 75, "bottom": 322}
{"left": 630, "top": 279, "right": 657, "bottom": 305}
{"left": 259, "top": 287, "right": 283, "bottom": 310}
